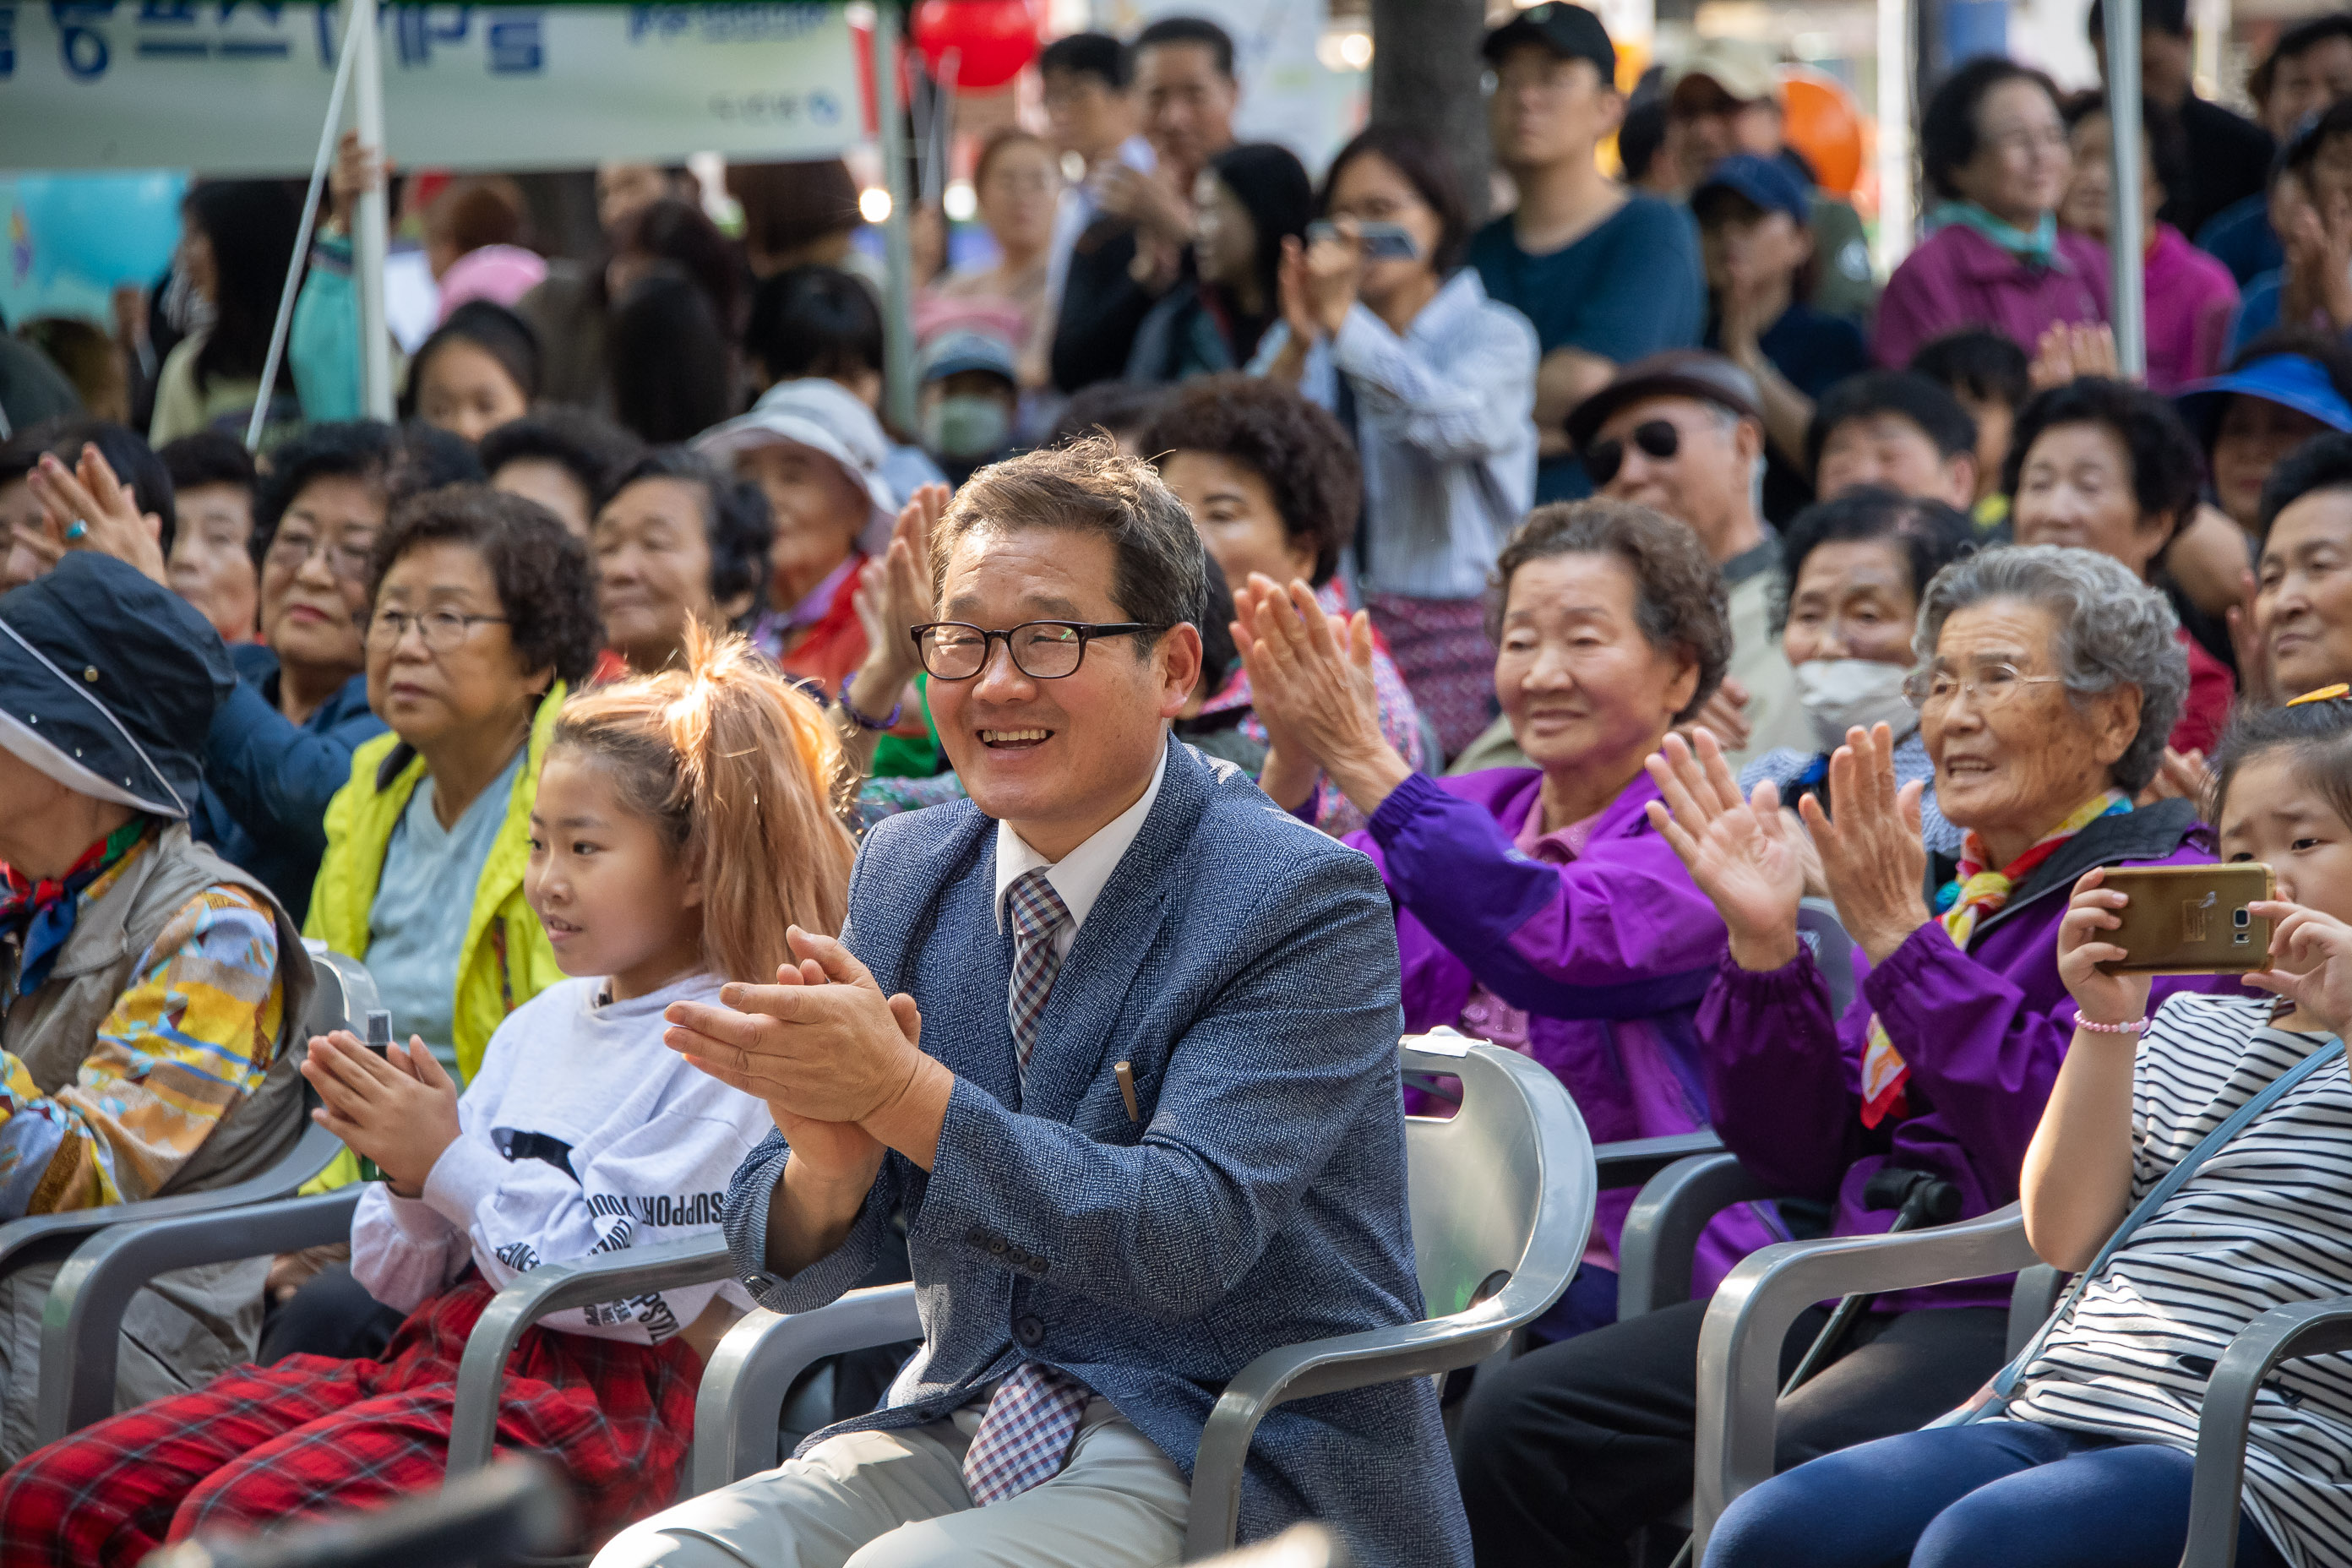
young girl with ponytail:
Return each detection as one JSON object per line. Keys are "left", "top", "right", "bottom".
{"left": 0, "top": 629, "right": 860, "bottom": 1565}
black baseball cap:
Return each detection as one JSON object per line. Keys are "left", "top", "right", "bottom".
{"left": 1483, "top": 3, "right": 1617, "bottom": 82}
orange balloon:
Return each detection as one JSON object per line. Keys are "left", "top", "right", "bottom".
{"left": 1782, "top": 68, "right": 1865, "bottom": 197}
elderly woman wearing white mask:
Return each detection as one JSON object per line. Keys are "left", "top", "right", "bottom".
{"left": 1740, "top": 486, "right": 1979, "bottom": 853}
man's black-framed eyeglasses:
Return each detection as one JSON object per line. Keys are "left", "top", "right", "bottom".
{"left": 910, "top": 620, "right": 1168, "bottom": 681}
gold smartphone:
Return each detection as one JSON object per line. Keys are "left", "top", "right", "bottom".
{"left": 2096, "top": 863, "right": 2276, "bottom": 974}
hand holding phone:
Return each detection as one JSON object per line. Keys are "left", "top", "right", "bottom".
{"left": 1304, "top": 219, "right": 1419, "bottom": 261}
{"left": 2246, "top": 901, "right": 2352, "bottom": 1034}
{"left": 2092, "top": 863, "right": 2276, "bottom": 974}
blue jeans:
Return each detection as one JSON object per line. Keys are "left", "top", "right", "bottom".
{"left": 1705, "top": 1419, "right": 2289, "bottom": 1568}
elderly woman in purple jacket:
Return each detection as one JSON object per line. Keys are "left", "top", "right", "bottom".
{"left": 1234, "top": 498, "right": 1782, "bottom": 1341}
{"left": 1448, "top": 543, "right": 2224, "bottom": 1568}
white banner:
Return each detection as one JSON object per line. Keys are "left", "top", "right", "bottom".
{"left": 0, "top": 3, "right": 863, "bottom": 175}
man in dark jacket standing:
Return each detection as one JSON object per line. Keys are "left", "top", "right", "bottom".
{"left": 2091, "top": 0, "right": 2273, "bottom": 239}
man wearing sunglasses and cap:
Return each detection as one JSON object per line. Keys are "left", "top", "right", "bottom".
{"left": 0, "top": 552, "right": 313, "bottom": 1459}
{"left": 1571, "top": 352, "right": 1808, "bottom": 763}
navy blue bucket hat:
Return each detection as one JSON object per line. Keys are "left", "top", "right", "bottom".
{"left": 0, "top": 553, "right": 235, "bottom": 819}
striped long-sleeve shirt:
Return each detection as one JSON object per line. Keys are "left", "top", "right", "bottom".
{"left": 0, "top": 846, "right": 284, "bottom": 1215}
{"left": 2004, "top": 992, "right": 2352, "bottom": 1568}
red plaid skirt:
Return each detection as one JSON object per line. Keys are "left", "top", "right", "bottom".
{"left": 0, "top": 1273, "right": 700, "bottom": 1567}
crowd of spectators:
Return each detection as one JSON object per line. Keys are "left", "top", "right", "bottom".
{"left": 14, "top": 3, "right": 2352, "bottom": 1565}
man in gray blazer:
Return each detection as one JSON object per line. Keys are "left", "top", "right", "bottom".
{"left": 597, "top": 441, "right": 1470, "bottom": 1567}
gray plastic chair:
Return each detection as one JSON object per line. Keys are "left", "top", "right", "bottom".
{"left": 1685, "top": 1203, "right": 2041, "bottom": 1560}
{"left": 2178, "top": 1298, "right": 2352, "bottom": 1567}
{"left": 0, "top": 943, "right": 368, "bottom": 1293}
{"left": 10, "top": 944, "right": 371, "bottom": 1440}
{"left": 1796, "top": 898, "right": 1858, "bottom": 1019}
{"left": 37, "top": 1182, "right": 738, "bottom": 1459}
{"left": 688, "top": 1034, "right": 1597, "bottom": 1562}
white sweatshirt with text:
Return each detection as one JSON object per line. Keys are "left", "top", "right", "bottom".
{"left": 351, "top": 972, "right": 771, "bottom": 1344}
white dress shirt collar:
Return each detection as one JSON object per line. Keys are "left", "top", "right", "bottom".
{"left": 993, "top": 746, "right": 1170, "bottom": 948}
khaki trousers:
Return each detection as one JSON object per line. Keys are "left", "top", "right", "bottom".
{"left": 594, "top": 1396, "right": 1189, "bottom": 1568}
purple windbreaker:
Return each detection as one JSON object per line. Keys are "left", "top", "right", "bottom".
{"left": 1700, "top": 797, "right": 2239, "bottom": 1312}
{"left": 1348, "top": 768, "right": 1783, "bottom": 1302}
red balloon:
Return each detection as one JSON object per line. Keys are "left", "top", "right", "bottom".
{"left": 911, "top": 0, "right": 1040, "bottom": 91}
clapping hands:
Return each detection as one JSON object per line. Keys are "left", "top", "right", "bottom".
{"left": 302, "top": 1030, "right": 460, "bottom": 1198}
{"left": 1644, "top": 729, "right": 1807, "bottom": 970}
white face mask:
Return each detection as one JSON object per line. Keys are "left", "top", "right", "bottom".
{"left": 923, "top": 395, "right": 1011, "bottom": 464}
{"left": 1794, "top": 657, "right": 1915, "bottom": 754}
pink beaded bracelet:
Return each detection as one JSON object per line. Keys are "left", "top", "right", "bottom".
{"left": 2076, "top": 1015, "right": 2148, "bottom": 1035}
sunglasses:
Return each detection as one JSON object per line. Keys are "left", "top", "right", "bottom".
{"left": 1584, "top": 420, "right": 1680, "bottom": 487}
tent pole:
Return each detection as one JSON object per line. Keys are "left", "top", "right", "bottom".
{"left": 873, "top": 0, "right": 918, "bottom": 435}
{"left": 1873, "top": 0, "right": 1914, "bottom": 278}
{"left": 2104, "top": 0, "right": 2147, "bottom": 378}
{"left": 247, "top": 3, "right": 362, "bottom": 450}
{"left": 350, "top": 0, "right": 395, "bottom": 419}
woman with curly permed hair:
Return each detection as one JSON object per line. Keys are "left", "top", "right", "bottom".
{"left": 1144, "top": 373, "right": 1429, "bottom": 834}
{"left": 1237, "top": 498, "right": 1780, "bottom": 1341}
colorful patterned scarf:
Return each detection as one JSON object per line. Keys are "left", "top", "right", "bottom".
{"left": 0, "top": 819, "right": 151, "bottom": 1004}
{"left": 1859, "top": 791, "right": 2129, "bottom": 1128}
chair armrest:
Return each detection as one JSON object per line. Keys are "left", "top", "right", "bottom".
{"left": 687, "top": 1282, "right": 923, "bottom": 1498}
{"left": 1183, "top": 1301, "right": 1518, "bottom": 1562}
{"left": 1689, "top": 1204, "right": 2039, "bottom": 1560}
{"left": 1615, "top": 1152, "right": 1783, "bottom": 1320}
{"left": 37, "top": 1186, "right": 363, "bottom": 1443}
{"left": 0, "top": 1119, "right": 349, "bottom": 1289}
{"left": 2180, "top": 1299, "right": 2352, "bottom": 1568}
{"left": 445, "top": 1235, "right": 736, "bottom": 1478}
{"left": 1594, "top": 1131, "right": 1724, "bottom": 1191}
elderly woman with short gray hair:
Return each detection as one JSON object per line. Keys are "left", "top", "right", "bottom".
{"left": 1453, "top": 544, "right": 2239, "bottom": 1567}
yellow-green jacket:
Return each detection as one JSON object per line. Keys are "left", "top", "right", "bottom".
{"left": 304, "top": 684, "right": 568, "bottom": 1085}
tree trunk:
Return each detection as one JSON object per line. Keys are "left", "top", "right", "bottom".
{"left": 1368, "top": 0, "right": 1494, "bottom": 226}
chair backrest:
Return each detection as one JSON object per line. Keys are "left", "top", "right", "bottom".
{"left": 1796, "top": 899, "right": 1857, "bottom": 1019}
{"left": 1400, "top": 1034, "right": 1596, "bottom": 1329}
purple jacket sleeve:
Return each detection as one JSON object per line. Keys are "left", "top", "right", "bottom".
{"left": 1858, "top": 922, "right": 2077, "bottom": 1200}
{"left": 1870, "top": 253, "right": 1942, "bottom": 369}
{"left": 1363, "top": 772, "right": 1723, "bottom": 1017}
{"left": 1699, "top": 947, "right": 1860, "bottom": 1201}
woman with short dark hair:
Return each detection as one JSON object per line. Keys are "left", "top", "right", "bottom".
{"left": 1144, "top": 373, "right": 1429, "bottom": 833}
{"left": 1253, "top": 124, "right": 1539, "bottom": 757}
{"left": 1237, "top": 498, "right": 1778, "bottom": 1337}
{"left": 2005, "top": 375, "right": 2235, "bottom": 753}
{"left": 200, "top": 419, "right": 480, "bottom": 918}
{"left": 591, "top": 448, "right": 773, "bottom": 676}
{"left": 1876, "top": 58, "right": 2109, "bottom": 370}
{"left": 1740, "top": 484, "right": 1978, "bottom": 852}
{"left": 400, "top": 301, "right": 540, "bottom": 446}
{"left": 1125, "top": 142, "right": 1314, "bottom": 384}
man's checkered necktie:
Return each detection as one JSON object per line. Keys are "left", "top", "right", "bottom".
{"left": 1004, "top": 867, "right": 1070, "bottom": 1080}
{"left": 961, "top": 867, "right": 1089, "bottom": 1506}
